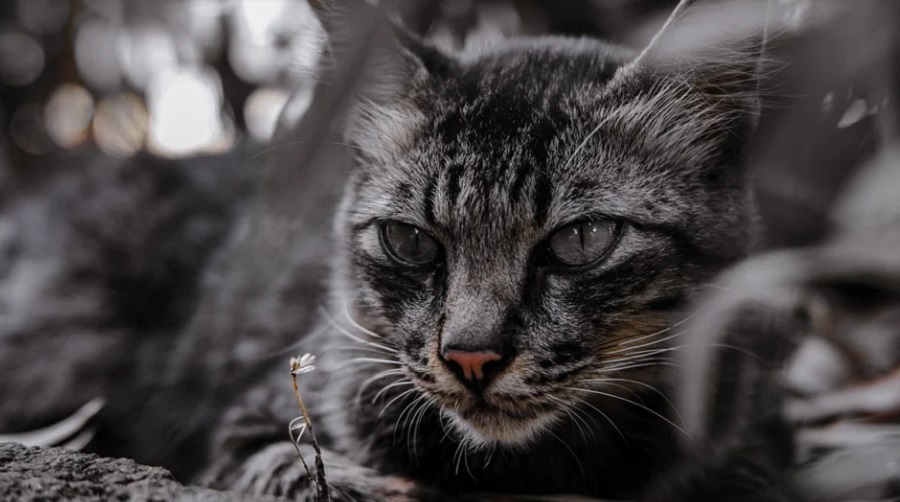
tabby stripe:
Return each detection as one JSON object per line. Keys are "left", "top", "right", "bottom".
{"left": 532, "top": 169, "right": 554, "bottom": 225}
{"left": 445, "top": 163, "right": 465, "bottom": 213}
{"left": 423, "top": 176, "right": 438, "bottom": 224}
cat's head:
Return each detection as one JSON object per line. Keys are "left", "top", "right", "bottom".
{"left": 314, "top": 0, "right": 770, "bottom": 446}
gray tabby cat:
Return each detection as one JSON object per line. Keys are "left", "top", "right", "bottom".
{"left": 199, "top": 0, "right": 792, "bottom": 500}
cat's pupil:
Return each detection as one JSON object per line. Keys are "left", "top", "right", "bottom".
{"left": 382, "top": 221, "right": 440, "bottom": 265}
{"left": 548, "top": 220, "right": 616, "bottom": 266}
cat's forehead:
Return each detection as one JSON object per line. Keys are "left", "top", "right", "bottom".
{"left": 424, "top": 38, "right": 632, "bottom": 141}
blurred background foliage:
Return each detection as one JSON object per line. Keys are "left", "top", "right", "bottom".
{"left": 0, "top": 0, "right": 677, "bottom": 161}
{"left": 0, "top": 0, "right": 897, "bottom": 249}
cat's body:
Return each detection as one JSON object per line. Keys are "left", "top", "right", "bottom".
{"left": 0, "top": 1, "right": 794, "bottom": 500}
{"left": 200, "top": 2, "right": 790, "bottom": 499}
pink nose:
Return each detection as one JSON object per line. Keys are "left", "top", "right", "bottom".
{"left": 442, "top": 350, "right": 503, "bottom": 381}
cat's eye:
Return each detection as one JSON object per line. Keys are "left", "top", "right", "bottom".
{"left": 380, "top": 221, "right": 441, "bottom": 266}
{"left": 548, "top": 219, "right": 618, "bottom": 266}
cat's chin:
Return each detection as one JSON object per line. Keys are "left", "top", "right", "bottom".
{"left": 444, "top": 404, "right": 559, "bottom": 447}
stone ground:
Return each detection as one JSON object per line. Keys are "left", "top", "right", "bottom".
{"left": 0, "top": 442, "right": 282, "bottom": 502}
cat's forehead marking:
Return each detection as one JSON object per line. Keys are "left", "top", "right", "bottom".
{"left": 403, "top": 42, "right": 633, "bottom": 239}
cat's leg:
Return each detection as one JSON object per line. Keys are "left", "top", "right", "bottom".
{"left": 646, "top": 262, "right": 805, "bottom": 502}
{"left": 197, "top": 371, "right": 446, "bottom": 501}
{"left": 203, "top": 440, "right": 429, "bottom": 501}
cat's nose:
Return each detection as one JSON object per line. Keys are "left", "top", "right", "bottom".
{"left": 440, "top": 348, "right": 511, "bottom": 391}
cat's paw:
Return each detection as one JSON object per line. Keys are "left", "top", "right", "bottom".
{"left": 219, "top": 442, "right": 314, "bottom": 499}
{"left": 204, "top": 441, "right": 439, "bottom": 501}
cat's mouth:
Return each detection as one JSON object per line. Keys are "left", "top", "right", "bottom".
{"left": 439, "top": 394, "right": 561, "bottom": 444}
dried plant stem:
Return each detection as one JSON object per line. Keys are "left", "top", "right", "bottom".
{"left": 291, "top": 370, "right": 331, "bottom": 502}
{"left": 288, "top": 418, "right": 314, "bottom": 487}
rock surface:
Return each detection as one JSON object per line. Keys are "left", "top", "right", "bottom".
{"left": 0, "top": 442, "right": 282, "bottom": 501}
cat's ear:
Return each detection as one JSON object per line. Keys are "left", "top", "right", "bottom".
{"left": 611, "top": 0, "right": 776, "bottom": 169}
{"left": 306, "top": 0, "right": 444, "bottom": 157}
{"left": 307, "top": 0, "right": 440, "bottom": 104}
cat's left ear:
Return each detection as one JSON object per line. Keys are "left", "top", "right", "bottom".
{"left": 612, "top": 0, "right": 777, "bottom": 167}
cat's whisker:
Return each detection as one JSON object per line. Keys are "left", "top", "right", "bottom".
{"left": 609, "top": 303, "right": 713, "bottom": 350}
{"left": 378, "top": 387, "right": 419, "bottom": 422}
{"left": 356, "top": 368, "right": 406, "bottom": 402}
{"left": 612, "top": 342, "right": 761, "bottom": 363}
{"left": 699, "top": 282, "right": 812, "bottom": 328}
{"left": 318, "top": 305, "right": 396, "bottom": 352}
{"left": 453, "top": 438, "right": 465, "bottom": 476}
{"left": 409, "top": 396, "right": 437, "bottom": 461}
{"left": 338, "top": 357, "right": 404, "bottom": 370}
{"left": 372, "top": 380, "right": 416, "bottom": 404}
{"left": 580, "top": 377, "right": 682, "bottom": 422}
{"left": 394, "top": 394, "right": 430, "bottom": 454}
{"left": 333, "top": 344, "right": 397, "bottom": 357}
{"left": 566, "top": 387, "right": 690, "bottom": 439}
{"left": 337, "top": 299, "right": 386, "bottom": 340}
{"left": 568, "top": 395, "right": 628, "bottom": 445}
{"left": 606, "top": 328, "right": 692, "bottom": 355}
{"left": 587, "top": 381, "right": 647, "bottom": 403}
{"left": 547, "top": 429, "right": 586, "bottom": 479}
{"left": 599, "top": 357, "right": 678, "bottom": 372}
{"left": 608, "top": 345, "right": 687, "bottom": 361}
{"left": 462, "top": 439, "right": 476, "bottom": 481}
{"left": 549, "top": 396, "right": 593, "bottom": 446}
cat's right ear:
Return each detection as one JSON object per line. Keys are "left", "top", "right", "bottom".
{"left": 305, "top": 0, "right": 444, "bottom": 159}
{"left": 307, "top": 0, "right": 439, "bottom": 105}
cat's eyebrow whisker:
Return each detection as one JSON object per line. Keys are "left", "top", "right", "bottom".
{"left": 250, "top": 140, "right": 366, "bottom": 160}
{"left": 566, "top": 387, "right": 690, "bottom": 439}
{"left": 562, "top": 114, "right": 616, "bottom": 172}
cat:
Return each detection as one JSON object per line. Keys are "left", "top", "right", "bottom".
{"left": 195, "top": 0, "right": 794, "bottom": 500}
{"left": 0, "top": 0, "right": 795, "bottom": 500}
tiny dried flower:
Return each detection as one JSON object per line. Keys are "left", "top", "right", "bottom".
{"left": 291, "top": 353, "right": 317, "bottom": 375}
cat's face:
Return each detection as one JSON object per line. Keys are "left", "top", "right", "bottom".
{"left": 331, "top": 35, "right": 759, "bottom": 445}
